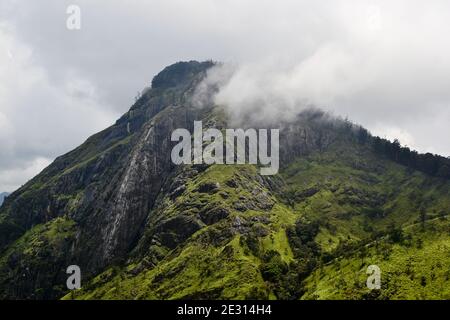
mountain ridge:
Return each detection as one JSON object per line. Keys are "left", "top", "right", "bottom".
{"left": 0, "top": 61, "right": 448, "bottom": 300}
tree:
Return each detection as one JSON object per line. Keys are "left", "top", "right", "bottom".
{"left": 392, "top": 139, "right": 401, "bottom": 161}
{"left": 372, "top": 136, "right": 383, "bottom": 153}
{"left": 416, "top": 237, "right": 423, "bottom": 249}
{"left": 357, "top": 126, "right": 369, "bottom": 145}
{"left": 387, "top": 223, "right": 404, "bottom": 243}
{"left": 437, "top": 163, "right": 450, "bottom": 179}
{"left": 419, "top": 207, "right": 427, "bottom": 230}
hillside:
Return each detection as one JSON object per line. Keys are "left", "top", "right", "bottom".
{"left": 0, "top": 61, "right": 448, "bottom": 300}
{"left": 66, "top": 140, "right": 450, "bottom": 300}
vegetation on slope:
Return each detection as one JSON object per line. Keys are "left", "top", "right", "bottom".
{"left": 0, "top": 61, "right": 448, "bottom": 300}
{"left": 0, "top": 217, "right": 76, "bottom": 299}
{"left": 64, "top": 138, "right": 450, "bottom": 300}
{"left": 302, "top": 218, "right": 450, "bottom": 300}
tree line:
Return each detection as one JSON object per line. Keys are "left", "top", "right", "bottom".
{"left": 355, "top": 125, "right": 450, "bottom": 179}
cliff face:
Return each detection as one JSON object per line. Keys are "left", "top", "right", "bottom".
{"left": 0, "top": 61, "right": 212, "bottom": 298}
{"left": 0, "top": 61, "right": 449, "bottom": 300}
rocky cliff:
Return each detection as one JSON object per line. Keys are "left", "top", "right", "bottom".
{"left": 0, "top": 61, "right": 449, "bottom": 300}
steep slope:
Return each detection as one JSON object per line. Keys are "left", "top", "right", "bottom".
{"left": 67, "top": 138, "right": 450, "bottom": 300}
{"left": 0, "top": 61, "right": 214, "bottom": 299}
{"left": 0, "top": 60, "right": 448, "bottom": 300}
{"left": 301, "top": 218, "right": 450, "bottom": 299}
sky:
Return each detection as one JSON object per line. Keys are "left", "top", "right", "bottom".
{"left": 0, "top": 0, "right": 449, "bottom": 192}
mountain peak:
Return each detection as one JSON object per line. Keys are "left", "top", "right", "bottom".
{"left": 0, "top": 61, "right": 449, "bottom": 300}
{"left": 151, "top": 60, "right": 215, "bottom": 89}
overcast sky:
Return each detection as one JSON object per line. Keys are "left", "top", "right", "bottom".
{"left": 0, "top": 0, "right": 449, "bottom": 192}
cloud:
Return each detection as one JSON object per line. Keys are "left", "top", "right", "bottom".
{"left": 191, "top": 1, "right": 450, "bottom": 155}
{"left": 1, "top": 0, "right": 450, "bottom": 191}
{"left": 0, "top": 157, "right": 52, "bottom": 192}
{"left": 0, "top": 23, "right": 117, "bottom": 191}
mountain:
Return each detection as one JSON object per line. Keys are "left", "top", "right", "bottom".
{"left": 0, "top": 193, "right": 9, "bottom": 206}
{"left": 0, "top": 61, "right": 449, "bottom": 300}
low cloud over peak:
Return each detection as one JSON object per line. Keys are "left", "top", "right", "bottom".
{"left": 1, "top": 0, "right": 450, "bottom": 191}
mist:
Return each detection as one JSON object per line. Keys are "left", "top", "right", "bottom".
{"left": 1, "top": 0, "right": 450, "bottom": 191}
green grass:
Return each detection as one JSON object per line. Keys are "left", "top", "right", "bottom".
{"left": 64, "top": 164, "right": 299, "bottom": 300}
{"left": 302, "top": 219, "right": 450, "bottom": 300}
{"left": 60, "top": 143, "right": 450, "bottom": 300}
{"left": 4, "top": 128, "right": 449, "bottom": 300}
{"left": 0, "top": 216, "right": 77, "bottom": 299}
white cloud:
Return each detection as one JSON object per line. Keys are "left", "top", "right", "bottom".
{"left": 0, "top": 0, "right": 449, "bottom": 191}
{"left": 0, "top": 23, "right": 117, "bottom": 191}
{"left": 0, "top": 157, "right": 52, "bottom": 192}
{"left": 193, "top": 1, "right": 450, "bottom": 156}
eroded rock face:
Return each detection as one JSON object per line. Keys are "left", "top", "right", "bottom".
{"left": 199, "top": 207, "right": 230, "bottom": 225}
{"left": 0, "top": 61, "right": 213, "bottom": 298}
{"left": 0, "top": 61, "right": 366, "bottom": 299}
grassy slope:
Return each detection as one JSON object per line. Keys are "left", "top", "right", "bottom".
{"left": 64, "top": 164, "right": 296, "bottom": 299}
{"left": 302, "top": 219, "right": 450, "bottom": 300}
{"left": 282, "top": 141, "right": 450, "bottom": 299}
{"left": 2, "top": 130, "right": 448, "bottom": 300}
{"left": 0, "top": 217, "right": 77, "bottom": 299}
{"left": 62, "top": 140, "right": 449, "bottom": 300}
{"left": 282, "top": 141, "right": 450, "bottom": 246}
